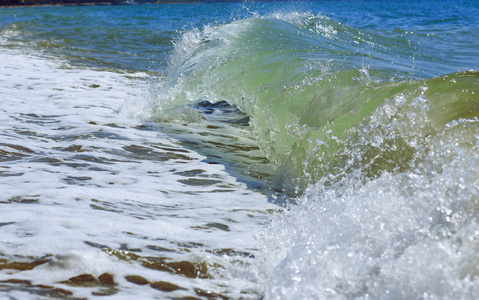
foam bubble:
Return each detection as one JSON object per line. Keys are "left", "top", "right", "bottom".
{"left": 0, "top": 48, "right": 277, "bottom": 298}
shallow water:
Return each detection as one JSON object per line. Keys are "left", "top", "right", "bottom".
{"left": 1, "top": 1, "right": 479, "bottom": 299}
{"left": 0, "top": 48, "right": 279, "bottom": 299}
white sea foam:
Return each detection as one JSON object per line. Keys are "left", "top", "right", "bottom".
{"left": 0, "top": 48, "right": 276, "bottom": 298}
{"left": 253, "top": 101, "right": 479, "bottom": 299}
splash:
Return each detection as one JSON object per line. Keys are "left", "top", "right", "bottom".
{"left": 154, "top": 12, "right": 479, "bottom": 192}
{"left": 151, "top": 11, "right": 479, "bottom": 298}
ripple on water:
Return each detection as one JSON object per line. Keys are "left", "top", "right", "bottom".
{"left": 0, "top": 49, "right": 276, "bottom": 299}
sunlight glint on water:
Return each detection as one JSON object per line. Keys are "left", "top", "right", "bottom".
{"left": 1, "top": 1, "right": 479, "bottom": 299}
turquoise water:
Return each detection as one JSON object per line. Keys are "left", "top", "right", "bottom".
{"left": 1, "top": 1, "right": 479, "bottom": 299}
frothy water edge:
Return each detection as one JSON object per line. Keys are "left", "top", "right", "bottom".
{"left": 1, "top": 3, "right": 479, "bottom": 299}
{"left": 0, "top": 48, "right": 278, "bottom": 299}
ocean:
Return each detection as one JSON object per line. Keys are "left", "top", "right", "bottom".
{"left": 1, "top": 0, "right": 478, "bottom": 299}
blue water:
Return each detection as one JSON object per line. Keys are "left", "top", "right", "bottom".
{"left": 2, "top": 1, "right": 478, "bottom": 74}
{"left": 1, "top": 1, "right": 479, "bottom": 299}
